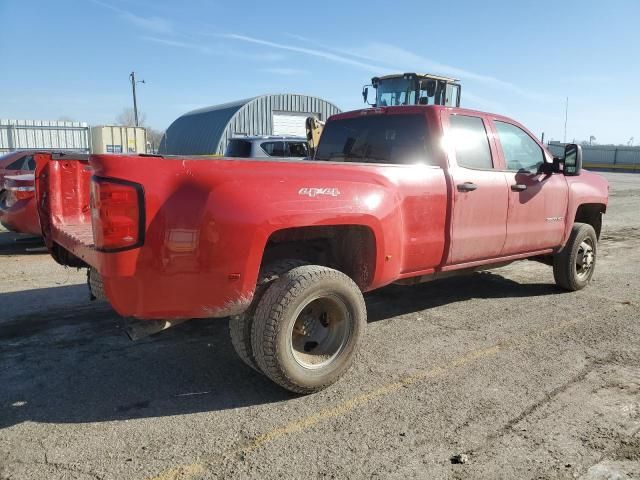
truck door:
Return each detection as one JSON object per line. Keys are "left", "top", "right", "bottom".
{"left": 444, "top": 113, "right": 509, "bottom": 265}
{"left": 489, "top": 119, "right": 569, "bottom": 255}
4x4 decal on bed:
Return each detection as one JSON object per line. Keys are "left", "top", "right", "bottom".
{"left": 298, "top": 187, "right": 341, "bottom": 198}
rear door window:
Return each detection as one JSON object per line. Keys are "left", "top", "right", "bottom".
{"left": 6, "top": 156, "right": 28, "bottom": 170}
{"left": 315, "top": 114, "right": 432, "bottom": 165}
{"left": 448, "top": 115, "right": 493, "bottom": 169}
{"left": 286, "top": 142, "right": 308, "bottom": 158}
{"left": 261, "top": 141, "right": 286, "bottom": 157}
{"left": 225, "top": 139, "right": 252, "bottom": 157}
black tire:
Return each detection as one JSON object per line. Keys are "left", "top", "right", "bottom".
{"left": 251, "top": 265, "right": 366, "bottom": 394}
{"left": 553, "top": 223, "right": 597, "bottom": 291}
{"left": 87, "top": 267, "right": 106, "bottom": 301}
{"left": 229, "top": 260, "right": 307, "bottom": 373}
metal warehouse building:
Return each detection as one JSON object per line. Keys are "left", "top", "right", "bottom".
{"left": 159, "top": 94, "right": 341, "bottom": 155}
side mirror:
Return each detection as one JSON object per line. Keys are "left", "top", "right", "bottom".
{"left": 563, "top": 143, "right": 582, "bottom": 176}
{"left": 362, "top": 85, "right": 375, "bottom": 106}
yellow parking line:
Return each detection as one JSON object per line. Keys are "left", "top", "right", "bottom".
{"left": 244, "top": 344, "right": 501, "bottom": 454}
{"left": 145, "top": 318, "right": 580, "bottom": 480}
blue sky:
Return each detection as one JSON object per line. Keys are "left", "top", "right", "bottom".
{"left": 1, "top": 0, "right": 638, "bottom": 144}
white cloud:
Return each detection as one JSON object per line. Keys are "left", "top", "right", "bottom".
{"left": 90, "top": 0, "right": 173, "bottom": 34}
{"left": 339, "top": 42, "right": 547, "bottom": 101}
{"left": 218, "top": 33, "right": 390, "bottom": 73}
{"left": 280, "top": 33, "right": 546, "bottom": 101}
{"left": 142, "top": 36, "right": 211, "bottom": 54}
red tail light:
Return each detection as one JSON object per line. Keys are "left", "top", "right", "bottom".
{"left": 90, "top": 177, "right": 144, "bottom": 251}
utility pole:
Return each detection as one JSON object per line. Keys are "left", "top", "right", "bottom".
{"left": 563, "top": 96, "right": 568, "bottom": 144}
{"left": 129, "top": 72, "right": 145, "bottom": 127}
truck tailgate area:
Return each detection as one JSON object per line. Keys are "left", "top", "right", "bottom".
{"left": 53, "top": 222, "right": 98, "bottom": 265}
{"left": 34, "top": 152, "right": 98, "bottom": 267}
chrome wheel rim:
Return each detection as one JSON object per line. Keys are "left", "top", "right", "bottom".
{"left": 289, "top": 295, "right": 351, "bottom": 370}
{"left": 576, "top": 238, "right": 595, "bottom": 280}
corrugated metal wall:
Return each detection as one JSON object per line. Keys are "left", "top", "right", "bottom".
{"left": 159, "top": 99, "right": 249, "bottom": 155}
{"left": 218, "top": 94, "right": 341, "bottom": 154}
{"left": 548, "top": 142, "right": 640, "bottom": 172}
{"left": 159, "top": 94, "right": 341, "bottom": 156}
{"left": 0, "top": 119, "right": 90, "bottom": 153}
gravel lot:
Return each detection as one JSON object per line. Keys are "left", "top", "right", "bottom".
{"left": 1, "top": 172, "right": 639, "bottom": 480}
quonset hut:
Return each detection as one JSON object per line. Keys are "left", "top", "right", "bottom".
{"left": 159, "top": 94, "right": 341, "bottom": 155}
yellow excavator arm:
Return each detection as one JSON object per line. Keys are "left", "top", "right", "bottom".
{"left": 305, "top": 116, "right": 325, "bottom": 157}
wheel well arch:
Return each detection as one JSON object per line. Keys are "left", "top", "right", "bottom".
{"left": 261, "top": 225, "right": 377, "bottom": 290}
{"left": 574, "top": 203, "right": 605, "bottom": 239}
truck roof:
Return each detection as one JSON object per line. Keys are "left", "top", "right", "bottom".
{"left": 373, "top": 73, "right": 460, "bottom": 83}
{"left": 329, "top": 105, "right": 506, "bottom": 122}
{"left": 326, "top": 105, "right": 545, "bottom": 153}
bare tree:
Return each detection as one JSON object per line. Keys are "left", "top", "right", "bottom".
{"left": 115, "top": 108, "right": 147, "bottom": 127}
{"left": 146, "top": 128, "right": 165, "bottom": 153}
{"left": 115, "top": 108, "right": 164, "bottom": 152}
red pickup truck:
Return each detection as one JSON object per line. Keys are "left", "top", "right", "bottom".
{"left": 34, "top": 105, "right": 608, "bottom": 393}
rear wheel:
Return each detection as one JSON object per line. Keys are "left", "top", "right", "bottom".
{"left": 553, "top": 223, "right": 597, "bottom": 291}
{"left": 87, "top": 267, "right": 106, "bottom": 301}
{"left": 251, "top": 265, "right": 366, "bottom": 394}
{"left": 229, "top": 260, "right": 307, "bottom": 373}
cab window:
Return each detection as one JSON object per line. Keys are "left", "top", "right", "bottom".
{"left": 315, "top": 114, "right": 432, "bottom": 165}
{"left": 448, "top": 115, "right": 493, "bottom": 169}
{"left": 494, "top": 121, "right": 544, "bottom": 172}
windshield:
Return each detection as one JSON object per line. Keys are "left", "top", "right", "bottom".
{"left": 315, "top": 114, "right": 432, "bottom": 165}
{"left": 376, "top": 78, "right": 417, "bottom": 106}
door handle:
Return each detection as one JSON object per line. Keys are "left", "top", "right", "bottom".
{"left": 457, "top": 182, "right": 478, "bottom": 192}
{"left": 511, "top": 184, "right": 527, "bottom": 192}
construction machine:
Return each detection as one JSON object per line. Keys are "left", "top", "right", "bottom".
{"left": 306, "top": 73, "right": 461, "bottom": 155}
{"left": 362, "top": 73, "right": 461, "bottom": 108}
{"left": 305, "top": 117, "right": 325, "bottom": 157}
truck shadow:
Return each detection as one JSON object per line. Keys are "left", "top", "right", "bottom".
{"left": 0, "top": 231, "right": 45, "bottom": 255}
{"left": 0, "top": 272, "right": 564, "bottom": 428}
{"left": 365, "top": 270, "right": 562, "bottom": 322}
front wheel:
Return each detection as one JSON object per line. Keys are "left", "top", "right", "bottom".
{"left": 251, "top": 265, "right": 366, "bottom": 394}
{"left": 553, "top": 223, "right": 597, "bottom": 291}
